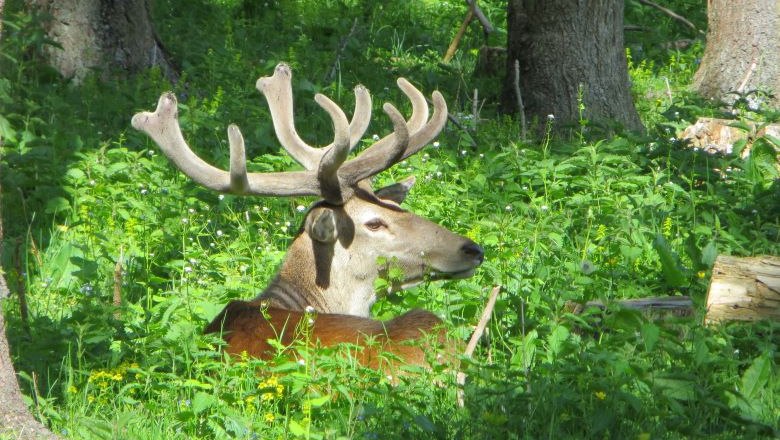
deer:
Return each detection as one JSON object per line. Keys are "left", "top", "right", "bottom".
{"left": 131, "top": 63, "right": 484, "bottom": 371}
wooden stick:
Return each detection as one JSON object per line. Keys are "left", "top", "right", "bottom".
{"left": 636, "top": 0, "right": 697, "bottom": 31}
{"left": 443, "top": 6, "right": 474, "bottom": 63}
{"left": 457, "top": 285, "right": 501, "bottom": 407}
{"left": 113, "top": 248, "right": 124, "bottom": 319}
{"left": 513, "top": 59, "right": 527, "bottom": 141}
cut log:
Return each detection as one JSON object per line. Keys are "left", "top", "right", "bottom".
{"left": 678, "top": 117, "right": 780, "bottom": 158}
{"left": 705, "top": 255, "right": 780, "bottom": 323}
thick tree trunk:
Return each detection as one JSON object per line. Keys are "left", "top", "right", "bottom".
{"left": 692, "top": 0, "right": 780, "bottom": 109}
{"left": 28, "top": 0, "right": 176, "bottom": 83}
{"left": 502, "top": 0, "right": 644, "bottom": 134}
{"left": 0, "top": 3, "right": 58, "bottom": 436}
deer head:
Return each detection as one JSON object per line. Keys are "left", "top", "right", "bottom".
{"left": 132, "top": 63, "right": 483, "bottom": 318}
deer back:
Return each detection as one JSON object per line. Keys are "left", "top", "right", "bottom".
{"left": 204, "top": 300, "right": 454, "bottom": 371}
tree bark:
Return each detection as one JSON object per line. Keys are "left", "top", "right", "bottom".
{"left": 27, "top": 0, "right": 177, "bottom": 83}
{"left": 692, "top": 0, "right": 780, "bottom": 109}
{"left": 502, "top": 0, "right": 644, "bottom": 134}
{"left": 0, "top": 3, "right": 58, "bottom": 436}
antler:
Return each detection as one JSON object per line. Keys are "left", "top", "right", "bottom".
{"left": 131, "top": 63, "right": 447, "bottom": 204}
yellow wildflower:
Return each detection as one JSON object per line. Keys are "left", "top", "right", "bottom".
{"left": 594, "top": 391, "right": 606, "bottom": 400}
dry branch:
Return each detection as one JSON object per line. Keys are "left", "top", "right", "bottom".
{"left": 566, "top": 296, "right": 694, "bottom": 319}
{"left": 457, "top": 285, "right": 501, "bottom": 407}
{"left": 637, "top": 0, "right": 697, "bottom": 31}
{"left": 443, "top": 6, "right": 474, "bottom": 63}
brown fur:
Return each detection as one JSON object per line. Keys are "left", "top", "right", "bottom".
{"left": 204, "top": 301, "right": 453, "bottom": 371}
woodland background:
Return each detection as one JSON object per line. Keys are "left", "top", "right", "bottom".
{"left": 0, "top": 0, "right": 778, "bottom": 438}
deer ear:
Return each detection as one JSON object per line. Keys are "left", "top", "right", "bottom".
{"left": 306, "top": 207, "right": 338, "bottom": 243}
{"left": 374, "top": 176, "right": 416, "bottom": 204}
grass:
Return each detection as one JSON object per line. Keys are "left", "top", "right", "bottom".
{"left": 1, "top": 0, "right": 779, "bottom": 438}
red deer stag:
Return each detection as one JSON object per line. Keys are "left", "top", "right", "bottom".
{"left": 131, "top": 63, "right": 483, "bottom": 369}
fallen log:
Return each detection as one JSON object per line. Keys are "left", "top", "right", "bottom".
{"left": 705, "top": 255, "right": 780, "bottom": 323}
{"left": 565, "top": 296, "right": 693, "bottom": 319}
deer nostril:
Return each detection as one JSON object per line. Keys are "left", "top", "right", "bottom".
{"left": 461, "top": 240, "right": 484, "bottom": 263}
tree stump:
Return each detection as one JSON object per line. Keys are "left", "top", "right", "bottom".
{"left": 705, "top": 255, "right": 780, "bottom": 323}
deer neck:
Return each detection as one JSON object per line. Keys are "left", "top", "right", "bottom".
{"left": 257, "top": 234, "right": 377, "bottom": 317}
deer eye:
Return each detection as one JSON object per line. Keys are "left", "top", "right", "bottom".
{"left": 364, "top": 218, "right": 387, "bottom": 231}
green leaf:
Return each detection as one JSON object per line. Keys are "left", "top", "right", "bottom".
{"left": 741, "top": 354, "right": 771, "bottom": 401}
{"left": 547, "top": 325, "right": 570, "bottom": 357}
{"left": 640, "top": 322, "right": 660, "bottom": 351}
{"left": 413, "top": 414, "right": 437, "bottom": 432}
{"left": 653, "top": 234, "right": 688, "bottom": 287}
{"left": 701, "top": 241, "right": 718, "bottom": 268}
{"left": 191, "top": 391, "right": 215, "bottom": 414}
{"left": 306, "top": 394, "right": 330, "bottom": 408}
{"left": 45, "top": 196, "right": 72, "bottom": 214}
{"left": 288, "top": 419, "right": 307, "bottom": 437}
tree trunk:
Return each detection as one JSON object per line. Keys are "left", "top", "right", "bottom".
{"left": 502, "top": 0, "right": 644, "bottom": 134}
{"left": 0, "top": 3, "right": 58, "bottom": 436}
{"left": 706, "top": 255, "right": 780, "bottom": 323}
{"left": 28, "top": 0, "right": 177, "bottom": 83}
{"left": 692, "top": 0, "right": 780, "bottom": 109}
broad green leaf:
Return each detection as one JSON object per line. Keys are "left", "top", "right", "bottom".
{"left": 641, "top": 322, "right": 660, "bottom": 351}
{"left": 701, "top": 241, "right": 718, "bottom": 268}
{"left": 306, "top": 395, "right": 330, "bottom": 408}
{"left": 288, "top": 419, "right": 307, "bottom": 437}
{"left": 547, "top": 325, "right": 570, "bottom": 357}
{"left": 653, "top": 234, "right": 688, "bottom": 287}
{"left": 741, "top": 354, "right": 771, "bottom": 401}
{"left": 191, "top": 391, "right": 215, "bottom": 414}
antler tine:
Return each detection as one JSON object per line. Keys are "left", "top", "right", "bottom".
{"left": 338, "top": 83, "right": 447, "bottom": 184}
{"left": 313, "top": 93, "right": 351, "bottom": 203}
{"left": 349, "top": 84, "right": 372, "bottom": 150}
{"left": 256, "top": 64, "right": 321, "bottom": 169}
{"left": 402, "top": 90, "right": 447, "bottom": 160}
{"left": 131, "top": 93, "right": 235, "bottom": 192}
{"left": 227, "top": 124, "right": 249, "bottom": 193}
{"left": 257, "top": 63, "right": 372, "bottom": 170}
{"left": 397, "top": 78, "right": 428, "bottom": 132}
{"left": 338, "top": 103, "right": 410, "bottom": 186}
{"left": 132, "top": 92, "right": 322, "bottom": 197}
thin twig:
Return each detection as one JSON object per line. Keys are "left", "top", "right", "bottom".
{"left": 513, "top": 59, "right": 527, "bottom": 141}
{"left": 662, "top": 76, "right": 673, "bottom": 106}
{"left": 520, "top": 296, "right": 529, "bottom": 391}
{"left": 457, "top": 285, "right": 501, "bottom": 407}
{"left": 13, "top": 240, "right": 28, "bottom": 329}
{"left": 325, "top": 17, "right": 359, "bottom": 84}
{"left": 472, "top": 89, "right": 479, "bottom": 132}
{"left": 113, "top": 247, "right": 124, "bottom": 319}
{"left": 426, "top": 98, "right": 478, "bottom": 148}
{"left": 637, "top": 0, "right": 697, "bottom": 31}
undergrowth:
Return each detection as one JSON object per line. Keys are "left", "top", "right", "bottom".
{"left": 1, "top": 1, "right": 778, "bottom": 439}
